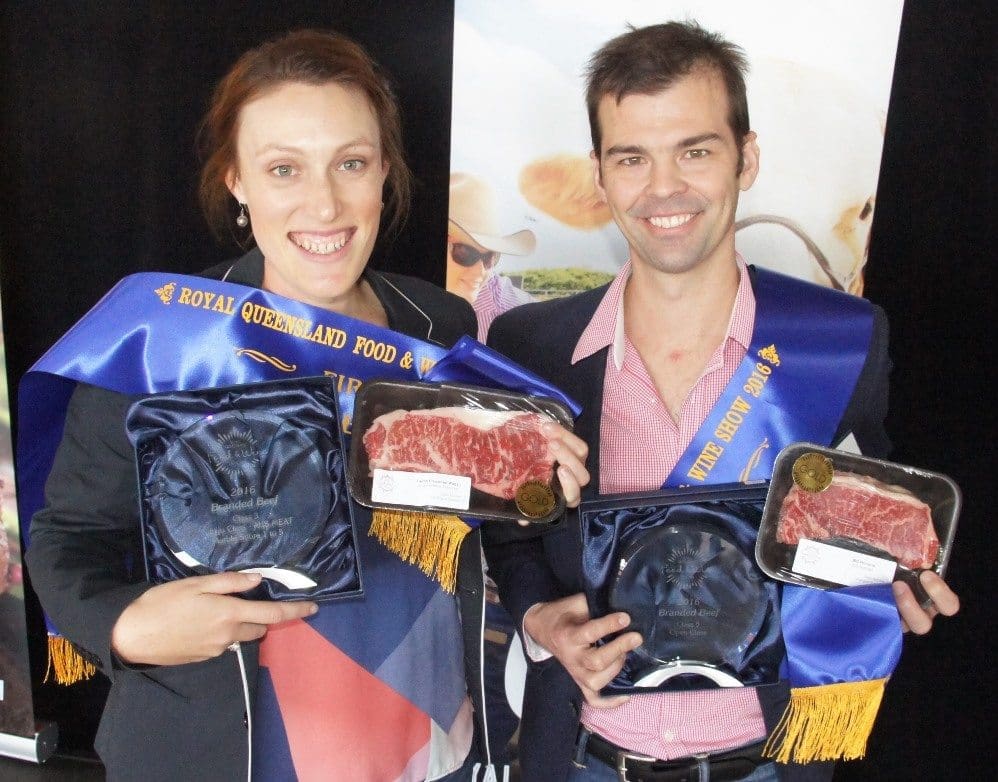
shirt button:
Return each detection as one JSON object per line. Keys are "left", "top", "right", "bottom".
{"left": 663, "top": 730, "right": 676, "bottom": 742}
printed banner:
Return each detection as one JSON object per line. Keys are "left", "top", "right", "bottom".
{"left": 0, "top": 294, "right": 35, "bottom": 741}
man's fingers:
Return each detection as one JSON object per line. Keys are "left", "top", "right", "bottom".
{"left": 892, "top": 581, "right": 932, "bottom": 635}
{"left": 919, "top": 571, "right": 960, "bottom": 616}
{"left": 583, "top": 691, "right": 631, "bottom": 708}
{"left": 552, "top": 446, "right": 589, "bottom": 486}
{"left": 543, "top": 424, "right": 591, "bottom": 509}
{"left": 557, "top": 466, "right": 582, "bottom": 508}
{"left": 568, "top": 611, "right": 629, "bottom": 647}
{"left": 543, "top": 422, "right": 589, "bottom": 460}
{"left": 579, "top": 632, "right": 642, "bottom": 672}
{"left": 892, "top": 573, "right": 960, "bottom": 636}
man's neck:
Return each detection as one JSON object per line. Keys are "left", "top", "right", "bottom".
{"left": 623, "top": 255, "right": 741, "bottom": 420}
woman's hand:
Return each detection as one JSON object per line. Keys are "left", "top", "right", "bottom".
{"left": 111, "top": 572, "right": 318, "bottom": 665}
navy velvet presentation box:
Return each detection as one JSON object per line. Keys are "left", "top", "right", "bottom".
{"left": 127, "top": 376, "right": 363, "bottom": 602}
{"left": 580, "top": 483, "right": 783, "bottom": 696}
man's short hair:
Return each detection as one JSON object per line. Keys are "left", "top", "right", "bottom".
{"left": 585, "top": 21, "right": 750, "bottom": 157}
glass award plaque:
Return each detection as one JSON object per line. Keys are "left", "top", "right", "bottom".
{"left": 128, "top": 376, "right": 363, "bottom": 602}
{"left": 580, "top": 483, "right": 782, "bottom": 695}
{"left": 608, "top": 520, "right": 765, "bottom": 673}
{"left": 147, "top": 410, "right": 329, "bottom": 588}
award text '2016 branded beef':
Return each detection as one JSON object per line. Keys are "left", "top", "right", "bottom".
{"left": 362, "top": 407, "right": 554, "bottom": 500}
{"left": 776, "top": 472, "right": 940, "bottom": 569}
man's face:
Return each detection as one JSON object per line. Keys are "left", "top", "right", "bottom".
{"left": 593, "top": 69, "right": 759, "bottom": 277}
{"left": 445, "top": 238, "right": 497, "bottom": 304}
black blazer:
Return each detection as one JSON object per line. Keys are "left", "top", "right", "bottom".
{"left": 484, "top": 268, "right": 891, "bottom": 782}
{"left": 26, "top": 249, "right": 482, "bottom": 781}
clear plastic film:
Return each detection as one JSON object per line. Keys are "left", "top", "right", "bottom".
{"left": 756, "top": 442, "right": 960, "bottom": 598}
{"left": 347, "top": 380, "right": 573, "bottom": 524}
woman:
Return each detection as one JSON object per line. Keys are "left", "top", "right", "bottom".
{"left": 25, "top": 29, "right": 588, "bottom": 781}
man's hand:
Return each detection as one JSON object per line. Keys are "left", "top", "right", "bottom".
{"left": 524, "top": 593, "right": 641, "bottom": 707}
{"left": 892, "top": 570, "right": 960, "bottom": 634}
{"left": 545, "top": 422, "right": 590, "bottom": 507}
{"left": 513, "top": 422, "right": 590, "bottom": 528}
{"left": 111, "top": 572, "right": 318, "bottom": 665}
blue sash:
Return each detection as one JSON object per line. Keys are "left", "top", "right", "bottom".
{"left": 17, "top": 272, "right": 577, "bottom": 543}
{"left": 17, "top": 274, "right": 440, "bottom": 544}
{"left": 656, "top": 267, "right": 900, "bottom": 762}
{"left": 667, "top": 267, "right": 873, "bottom": 486}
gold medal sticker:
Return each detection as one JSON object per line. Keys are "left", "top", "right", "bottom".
{"left": 515, "top": 480, "right": 557, "bottom": 520}
{"left": 791, "top": 452, "right": 834, "bottom": 492}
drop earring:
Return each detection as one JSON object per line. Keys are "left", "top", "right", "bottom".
{"left": 235, "top": 203, "right": 249, "bottom": 228}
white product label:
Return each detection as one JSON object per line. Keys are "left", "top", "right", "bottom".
{"left": 835, "top": 432, "right": 862, "bottom": 455}
{"left": 791, "top": 538, "right": 897, "bottom": 586}
{"left": 371, "top": 468, "right": 472, "bottom": 511}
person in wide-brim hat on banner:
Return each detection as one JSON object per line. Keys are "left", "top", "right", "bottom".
{"left": 446, "top": 172, "right": 537, "bottom": 339}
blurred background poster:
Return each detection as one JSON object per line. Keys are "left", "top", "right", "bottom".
{"left": 447, "top": 0, "right": 904, "bottom": 334}
{"left": 0, "top": 289, "right": 35, "bottom": 740}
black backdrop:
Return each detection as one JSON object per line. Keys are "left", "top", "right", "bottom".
{"left": 1, "top": 2, "right": 993, "bottom": 779}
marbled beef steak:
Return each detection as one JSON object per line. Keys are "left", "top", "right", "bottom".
{"left": 363, "top": 407, "right": 554, "bottom": 500}
{"left": 776, "top": 472, "right": 939, "bottom": 569}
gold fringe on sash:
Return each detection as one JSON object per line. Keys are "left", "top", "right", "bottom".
{"left": 369, "top": 509, "right": 469, "bottom": 593}
{"left": 46, "top": 635, "right": 97, "bottom": 685}
{"left": 763, "top": 678, "right": 887, "bottom": 763}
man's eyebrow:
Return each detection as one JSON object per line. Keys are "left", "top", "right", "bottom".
{"left": 604, "top": 133, "right": 725, "bottom": 158}
{"left": 604, "top": 144, "right": 647, "bottom": 157}
{"left": 677, "top": 132, "right": 723, "bottom": 149}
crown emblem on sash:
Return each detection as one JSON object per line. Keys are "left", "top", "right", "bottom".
{"left": 758, "top": 344, "right": 781, "bottom": 366}
{"left": 155, "top": 282, "right": 176, "bottom": 304}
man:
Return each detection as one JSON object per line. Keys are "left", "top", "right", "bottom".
{"left": 446, "top": 171, "right": 536, "bottom": 339}
{"left": 484, "top": 21, "right": 959, "bottom": 782}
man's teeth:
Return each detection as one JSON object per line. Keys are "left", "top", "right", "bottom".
{"left": 648, "top": 214, "right": 694, "bottom": 229}
{"left": 294, "top": 235, "right": 346, "bottom": 254}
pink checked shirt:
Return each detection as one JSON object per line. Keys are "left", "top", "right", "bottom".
{"left": 575, "top": 259, "right": 768, "bottom": 760}
{"left": 473, "top": 273, "right": 535, "bottom": 340}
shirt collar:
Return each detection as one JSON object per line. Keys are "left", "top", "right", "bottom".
{"left": 572, "top": 257, "right": 755, "bottom": 370}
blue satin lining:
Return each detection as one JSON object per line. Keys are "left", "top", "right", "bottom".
{"left": 127, "top": 376, "right": 361, "bottom": 601}
{"left": 582, "top": 494, "right": 784, "bottom": 693}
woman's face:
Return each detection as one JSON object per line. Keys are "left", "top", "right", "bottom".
{"left": 228, "top": 81, "right": 388, "bottom": 310}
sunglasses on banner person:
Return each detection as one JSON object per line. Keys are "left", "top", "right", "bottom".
{"left": 449, "top": 241, "right": 501, "bottom": 269}
{"left": 446, "top": 172, "right": 537, "bottom": 339}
